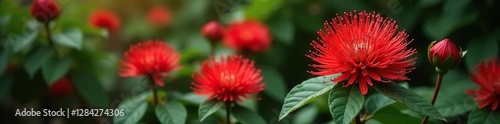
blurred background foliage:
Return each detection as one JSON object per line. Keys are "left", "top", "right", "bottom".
{"left": 0, "top": 0, "right": 499, "bottom": 123}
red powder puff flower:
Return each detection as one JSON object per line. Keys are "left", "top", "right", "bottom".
{"left": 307, "top": 11, "right": 416, "bottom": 95}
{"left": 31, "top": 0, "right": 61, "bottom": 23}
{"left": 89, "top": 9, "right": 121, "bottom": 33}
{"left": 466, "top": 58, "right": 500, "bottom": 110}
{"left": 223, "top": 19, "right": 271, "bottom": 53}
{"left": 147, "top": 6, "right": 171, "bottom": 27}
{"left": 119, "top": 41, "right": 181, "bottom": 87}
{"left": 191, "top": 55, "right": 265, "bottom": 102}
{"left": 49, "top": 76, "right": 73, "bottom": 96}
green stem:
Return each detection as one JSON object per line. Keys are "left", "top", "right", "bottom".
{"left": 355, "top": 114, "right": 361, "bottom": 124}
{"left": 152, "top": 85, "right": 158, "bottom": 105}
{"left": 226, "top": 101, "right": 231, "bottom": 124}
{"left": 44, "top": 22, "right": 53, "bottom": 46}
{"left": 420, "top": 74, "right": 444, "bottom": 124}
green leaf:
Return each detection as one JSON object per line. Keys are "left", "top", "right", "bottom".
{"left": 114, "top": 92, "right": 149, "bottom": 124}
{"left": 198, "top": 100, "right": 224, "bottom": 122}
{"left": 373, "top": 82, "right": 446, "bottom": 121}
{"left": 468, "top": 109, "right": 500, "bottom": 124}
{"left": 52, "top": 28, "right": 83, "bottom": 50}
{"left": 156, "top": 101, "right": 188, "bottom": 124}
{"left": 329, "top": 84, "right": 365, "bottom": 124}
{"left": 423, "top": 3, "right": 478, "bottom": 39}
{"left": 365, "top": 93, "right": 396, "bottom": 115}
{"left": 370, "top": 106, "right": 421, "bottom": 124}
{"left": 435, "top": 93, "right": 476, "bottom": 117}
{"left": 268, "top": 14, "right": 294, "bottom": 45}
{"left": 243, "top": 0, "right": 283, "bottom": 20}
{"left": 293, "top": 105, "right": 318, "bottom": 124}
{"left": 0, "top": 50, "right": 8, "bottom": 76}
{"left": 0, "top": 76, "right": 14, "bottom": 102}
{"left": 23, "top": 47, "right": 54, "bottom": 78}
{"left": 278, "top": 74, "right": 340, "bottom": 121}
{"left": 465, "top": 37, "right": 498, "bottom": 70}
{"left": 42, "top": 57, "right": 71, "bottom": 86}
{"left": 261, "top": 66, "right": 287, "bottom": 102}
{"left": 232, "top": 105, "right": 267, "bottom": 124}
{"left": 71, "top": 72, "right": 109, "bottom": 108}
{"left": 4, "top": 29, "right": 38, "bottom": 53}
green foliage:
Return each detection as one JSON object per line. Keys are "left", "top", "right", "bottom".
{"left": 198, "top": 100, "right": 224, "bottom": 122}
{"left": 232, "top": 105, "right": 267, "bottom": 124}
{"left": 0, "top": 76, "right": 13, "bottom": 102}
{"left": 468, "top": 109, "right": 500, "bottom": 124}
{"left": 465, "top": 36, "right": 499, "bottom": 70}
{"left": 114, "top": 92, "right": 149, "bottom": 124}
{"left": 23, "top": 47, "right": 54, "bottom": 78}
{"left": 71, "top": 72, "right": 109, "bottom": 108}
{"left": 279, "top": 74, "right": 340, "bottom": 121}
{"left": 292, "top": 105, "right": 318, "bottom": 124}
{"left": 42, "top": 57, "right": 71, "bottom": 86}
{"left": 156, "top": 101, "right": 188, "bottom": 124}
{"left": 0, "top": 50, "right": 8, "bottom": 76}
{"left": 369, "top": 105, "right": 421, "bottom": 124}
{"left": 365, "top": 94, "right": 396, "bottom": 115}
{"left": 373, "top": 82, "right": 446, "bottom": 121}
{"left": 243, "top": 0, "right": 283, "bottom": 20}
{"left": 261, "top": 66, "right": 287, "bottom": 102}
{"left": 52, "top": 28, "right": 83, "bottom": 50}
{"left": 328, "top": 84, "right": 365, "bottom": 124}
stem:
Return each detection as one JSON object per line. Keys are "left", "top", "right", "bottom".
{"left": 152, "top": 85, "right": 158, "bottom": 105}
{"left": 354, "top": 114, "right": 361, "bottom": 124}
{"left": 420, "top": 74, "right": 444, "bottom": 124}
{"left": 44, "top": 22, "right": 53, "bottom": 46}
{"left": 209, "top": 42, "right": 216, "bottom": 56}
{"left": 225, "top": 101, "right": 231, "bottom": 124}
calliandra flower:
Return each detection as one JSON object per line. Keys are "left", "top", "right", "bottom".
{"left": 201, "top": 21, "right": 224, "bottom": 42}
{"left": 466, "top": 58, "right": 500, "bottom": 110}
{"left": 48, "top": 77, "right": 73, "bottom": 96}
{"left": 428, "top": 38, "right": 464, "bottom": 72}
{"left": 147, "top": 6, "right": 171, "bottom": 27}
{"left": 89, "top": 9, "right": 121, "bottom": 33}
{"left": 119, "top": 41, "right": 181, "bottom": 87}
{"left": 191, "top": 55, "right": 265, "bottom": 102}
{"left": 223, "top": 19, "right": 271, "bottom": 53}
{"left": 31, "top": 0, "right": 61, "bottom": 23}
{"left": 307, "top": 10, "right": 416, "bottom": 95}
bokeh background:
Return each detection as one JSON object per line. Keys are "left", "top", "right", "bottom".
{"left": 0, "top": 0, "right": 499, "bottom": 123}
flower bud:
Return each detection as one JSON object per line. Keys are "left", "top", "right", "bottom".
{"left": 428, "top": 38, "right": 465, "bottom": 73}
{"left": 31, "top": 0, "right": 61, "bottom": 23}
{"left": 49, "top": 76, "right": 73, "bottom": 97}
{"left": 201, "top": 21, "right": 224, "bottom": 42}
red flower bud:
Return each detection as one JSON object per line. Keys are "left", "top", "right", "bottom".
{"left": 201, "top": 21, "right": 224, "bottom": 42}
{"left": 428, "top": 38, "right": 464, "bottom": 73}
{"left": 49, "top": 76, "right": 73, "bottom": 97}
{"left": 147, "top": 6, "right": 171, "bottom": 27}
{"left": 30, "top": 0, "right": 61, "bottom": 23}
{"left": 89, "top": 9, "right": 121, "bottom": 33}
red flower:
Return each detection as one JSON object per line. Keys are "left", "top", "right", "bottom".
{"left": 428, "top": 38, "right": 463, "bottom": 71}
{"left": 49, "top": 77, "right": 73, "bottom": 96}
{"left": 201, "top": 21, "right": 224, "bottom": 41}
{"left": 223, "top": 19, "right": 271, "bottom": 52}
{"left": 466, "top": 58, "right": 500, "bottom": 110}
{"left": 89, "top": 9, "right": 121, "bottom": 33}
{"left": 307, "top": 11, "right": 416, "bottom": 95}
{"left": 147, "top": 6, "right": 171, "bottom": 27}
{"left": 31, "top": 0, "right": 61, "bottom": 23}
{"left": 119, "top": 41, "right": 181, "bottom": 87}
{"left": 191, "top": 55, "right": 265, "bottom": 102}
